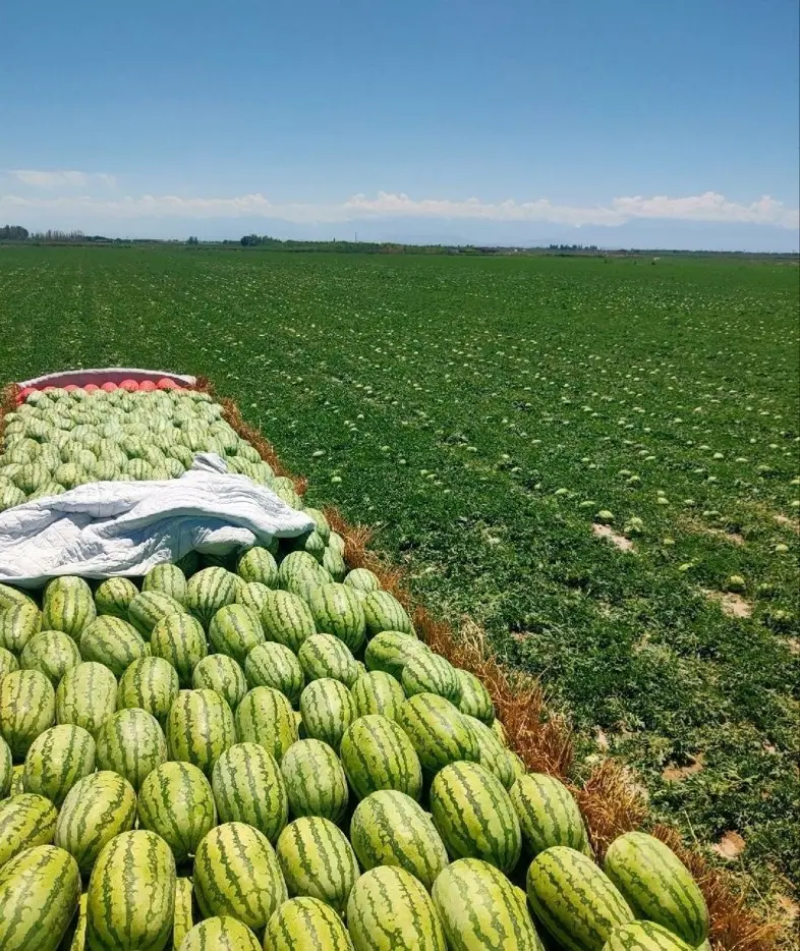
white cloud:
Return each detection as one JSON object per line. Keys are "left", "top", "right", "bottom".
{"left": 0, "top": 186, "right": 797, "bottom": 229}
{"left": 7, "top": 169, "right": 116, "bottom": 189}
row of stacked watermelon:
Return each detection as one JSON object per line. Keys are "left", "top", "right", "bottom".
{"left": 0, "top": 535, "right": 710, "bottom": 951}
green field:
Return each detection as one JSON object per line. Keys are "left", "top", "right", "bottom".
{"left": 1, "top": 246, "right": 798, "bottom": 900}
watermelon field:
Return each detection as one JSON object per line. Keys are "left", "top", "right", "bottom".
{"left": 0, "top": 245, "right": 798, "bottom": 948}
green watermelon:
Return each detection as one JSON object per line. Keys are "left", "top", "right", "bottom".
{"left": 55, "top": 771, "right": 137, "bottom": 876}
{"left": 343, "top": 567, "right": 381, "bottom": 593}
{"left": 430, "top": 761, "right": 522, "bottom": 873}
{"left": 137, "top": 761, "right": 217, "bottom": 863}
{"left": 178, "top": 917, "right": 262, "bottom": 951}
{"left": 19, "top": 631, "right": 81, "bottom": 686}
{"left": 0, "top": 583, "right": 34, "bottom": 614}
{"left": 0, "top": 669, "right": 55, "bottom": 760}
{"left": 364, "top": 630, "right": 428, "bottom": 679}
{"left": 0, "top": 735, "right": 10, "bottom": 797}
{"left": 212, "top": 742, "right": 288, "bottom": 843}
{"left": 0, "top": 793, "right": 58, "bottom": 868}
{"left": 237, "top": 547, "right": 279, "bottom": 587}
{"left": 149, "top": 613, "right": 208, "bottom": 687}
{"left": 277, "top": 816, "right": 359, "bottom": 914}
{"left": 322, "top": 546, "right": 347, "bottom": 582}
{"left": 260, "top": 590, "right": 317, "bottom": 653}
{"left": 402, "top": 652, "right": 461, "bottom": 704}
{"left": 128, "top": 590, "right": 187, "bottom": 639}
{"left": 281, "top": 738, "right": 349, "bottom": 823}
{"left": 347, "top": 866, "right": 448, "bottom": 950}
{"left": 526, "top": 846, "right": 634, "bottom": 951}
{"left": 603, "top": 921, "right": 695, "bottom": 951}
{"left": 193, "top": 821, "right": 288, "bottom": 931}
{"left": 432, "top": 856, "right": 543, "bottom": 950}
{"left": 85, "top": 830, "right": 176, "bottom": 951}
{"left": 117, "top": 656, "right": 180, "bottom": 725}
{"left": 604, "top": 832, "right": 709, "bottom": 947}
{"left": 351, "top": 789, "right": 449, "bottom": 889}
{"left": 95, "top": 708, "right": 167, "bottom": 791}
{"left": 234, "top": 580, "right": 272, "bottom": 615}
{"left": 463, "top": 715, "right": 515, "bottom": 789}
{"left": 0, "top": 603, "right": 42, "bottom": 654}
{"left": 94, "top": 577, "right": 139, "bottom": 620}
{"left": 299, "top": 678, "right": 355, "bottom": 750}
{"left": 361, "top": 590, "right": 413, "bottom": 637}
{"left": 341, "top": 714, "right": 424, "bottom": 801}
{"left": 308, "top": 583, "right": 367, "bottom": 653}
{"left": 42, "top": 576, "right": 96, "bottom": 640}
{"left": 55, "top": 662, "right": 117, "bottom": 736}
{"left": 207, "top": 603, "right": 264, "bottom": 663}
{"left": 235, "top": 686, "right": 297, "bottom": 762}
{"left": 397, "top": 693, "right": 480, "bottom": 774}
{"left": 510, "top": 773, "right": 593, "bottom": 857}
{"left": 22, "top": 724, "right": 95, "bottom": 806}
{"left": 0, "top": 647, "right": 19, "bottom": 682}
{"left": 142, "top": 563, "right": 187, "bottom": 604}
{"left": 173, "top": 877, "right": 194, "bottom": 950}
{"left": 79, "top": 616, "right": 147, "bottom": 677}
{"left": 192, "top": 654, "right": 248, "bottom": 710}
{"left": 263, "top": 896, "right": 354, "bottom": 951}
{"left": 351, "top": 670, "right": 406, "bottom": 720}
{"left": 166, "top": 689, "right": 237, "bottom": 776}
{"left": 244, "top": 641, "right": 305, "bottom": 704}
{"left": 455, "top": 670, "right": 495, "bottom": 724}
{"left": 298, "top": 633, "right": 360, "bottom": 687}
{"left": 185, "top": 567, "right": 238, "bottom": 628}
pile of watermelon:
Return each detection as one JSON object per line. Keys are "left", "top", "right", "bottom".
{"left": 0, "top": 389, "right": 712, "bottom": 951}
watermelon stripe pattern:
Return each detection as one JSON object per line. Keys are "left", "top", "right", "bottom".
{"left": 55, "top": 662, "right": 117, "bottom": 736}
{"left": 150, "top": 613, "right": 208, "bottom": 687}
{"left": 19, "top": 631, "right": 81, "bottom": 686}
{"left": 0, "top": 735, "right": 11, "bottom": 797}
{"left": 179, "top": 917, "right": 262, "bottom": 950}
{"left": 603, "top": 921, "right": 695, "bottom": 951}
{"left": 208, "top": 604, "right": 265, "bottom": 663}
{"left": 95, "top": 708, "right": 168, "bottom": 791}
{"left": 456, "top": 670, "right": 495, "bottom": 724}
{"left": 186, "top": 567, "right": 238, "bottom": 628}
{"left": 173, "top": 877, "right": 195, "bottom": 950}
{"left": 340, "top": 714, "right": 424, "bottom": 801}
{"left": 299, "top": 679, "right": 355, "bottom": 751}
{"left": 235, "top": 686, "right": 297, "bottom": 763}
{"left": 167, "top": 689, "right": 237, "bottom": 776}
{"left": 244, "top": 642, "right": 305, "bottom": 704}
{"left": 138, "top": 761, "right": 217, "bottom": 863}
{"left": 361, "top": 590, "right": 413, "bottom": 637}
{"left": 128, "top": 591, "right": 187, "bottom": 639}
{"left": 42, "top": 577, "right": 96, "bottom": 640}
{"left": 299, "top": 634, "right": 360, "bottom": 687}
{"left": 79, "top": 617, "right": 147, "bottom": 677}
{"left": 192, "top": 655, "right": 248, "bottom": 710}
{"left": 94, "top": 577, "right": 139, "bottom": 620}
{"left": 277, "top": 816, "right": 359, "bottom": 914}
{"left": 351, "top": 671, "right": 405, "bottom": 720}
{"left": 396, "top": 693, "right": 480, "bottom": 774}
{"left": 212, "top": 742, "right": 288, "bottom": 844}
{"left": 511, "top": 773, "right": 592, "bottom": 857}
{"left": 264, "top": 896, "right": 354, "bottom": 951}
{"left": 260, "top": 590, "right": 317, "bottom": 653}
{"left": 0, "top": 792, "right": 58, "bottom": 868}
{"left": 308, "top": 584, "right": 367, "bottom": 653}
{"left": 143, "top": 563, "right": 188, "bottom": 604}
{"left": 401, "top": 653, "right": 461, "bottom": 704}
{"left": 0, "top": 669, "right": 55, "bottom": 760}
{"left": 22, "top": 724, "right": 96, "bottom": 806}
{"left": 281, "top": 738, "right": 349, "bottom": 823}
{"left": 0, "top": 603, "right": 42, "bottom": 655}
{"left": 117, "top": 656, "right": 180, "bottom": 725}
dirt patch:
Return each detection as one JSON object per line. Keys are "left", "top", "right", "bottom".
{"left": 662, "top": 752, "right": 706, "bottom": 781}
{"left": 783, "top": 637, "right": 800, "bottom": 656}
{"left": 712, "top": 831, "right": 746, "bottom": 860}
{"left": 592, "top": 523, "right": 635, "bottom": 551}
{"left": 704, "top": 589, "right": 753, "bottom": 618}
{"left": 680, "top": 517, "right": 745, "bottom": 545}
{"left": 774, "top": 514, "right": 799, "bottom": 534}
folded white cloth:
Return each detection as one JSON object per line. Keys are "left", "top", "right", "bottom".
{"left": 0, "top": 454, "right": 314, "bottom": 587}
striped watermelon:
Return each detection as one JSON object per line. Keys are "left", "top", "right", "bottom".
{"left": 344, "top": 567, "right": 381, "bottom": 594}
{"left": 192, "top": 654, "right": 248, "bottom": 709}
{"left": 299, "top": 678, "right": 355, "bottom": 750}
{"left": 186, "top": 567, "right": 238, "bottom": 628}
{"left": 304, "top": 507, "right": 332, "bottom": 542}
{"left": 430, "top": 761, "right": 522, "bottom": 873}
{"left": 276, "top": 816, "right": 359, "bottom": 913}
{"left": 456, "top": 670, "right": 495, "bottom": 724}
{"left": 281, "top": 738, "right": 349, "bottom": 823}
{"left": 361, "top": 590, "right": 413, "bottom": 638}
{"left": 351, "top": 670, "right": 405, "bottom": 720}
{"left": 212, "top": 742, "right": 288, "bottom": 843}
{"left": 178, "top": 917, "right": 262, "bottom": 950}
{"left": 238, "top": 547, "right": 279, "bottom": 587}
{"left": 94, "top": 577, "right": 139, "bottom": 619}
{"left": 279, "top": 551, "right": 330, "bottom": 587}
{"left": 79, "top": 616, "right": 147, "bottom": 677}
{"left": 208, "top": 604, "right": 265, "bottom": 663}
{"left": 0, "top": 602, "right": 42, "bottom": 654}
{"left": 245, "top": 641, "right": 305, "bottom": 704}
{"left": 402, "top": 652, "right": 461, "bottom": 704}
{"left": 526, "top": 846, "right": 634, "bottom": 951}
{"left": 307, "top": 584, "right": 367, "bottom": 653}
{"left": 0, "top": 647, "right": 19, "bottom": 681}
{"left": 511, "top": 774, "right": 592, "bottom": 857}
{"left": 42, "top": 576, "right": 96, "bottom": 640}
{"left": 432, "top": 856, "right": 543, "bottom": 950}
{"left": 328, "top": 531, "right": 346, "bottom": 555}
{"left": 364, "top": 630, "right": 429, "bottom": 679}
{"left": 150, "top": 613, "right": 208, "bottom": 687}
{"left": 299, "top": 633, "right": 359, "bottom": 687}
{"left": 396, "top": 693, "right": 480, "bottom": 774}
{"left": 22, "top": 725, "right": 95, "bottom": 806}
{"left": 128, "top": 591, "right": 187, "bottom": 639}
{"left": 340, "top": 714, "right": 424, "bottom": 801}
{"left": 95, "top": 708, "right": 168, "bottom": 791}
{"left": 322, "top": 545, "right": 347, "bottom": 582}
{"left": 0, "top": 735, "right": 10, "bottom": 797}
{"left": 604, "top": 921, "right": 694, "bottom": 951}
{"left": 509, "top": 750, "right": 526, "bottom": 782}
{"left": 0, "top": 793, "right": 58, "bottom": 867}
{"left": 193, "top": 821, "right": 288, "bottom": 931}
{"left": 7, "top": 763, "right": 24, "bottom": 796}
{"left": 166, "top": 689, "right": 237, "bottom": 776}
{"left": 604, "top": 832, "right": 709, "bottom": 946}
{"left": 55, "top": 771, "right": 137, "bottom": 876}
{"left": 142, "top": 563, "right": 188, "bottom": 604}
{"left": 137, "top": 761, "right": 217, "bottom": 863}
{"left": 55, "top": 662, "right": 117, "bottom": 736}
{"left": 347, "top": 866, "right": 448, "bottom": 951}
{"left": 0, "top": 845, "right": 81, "bottom": 950}
{"left": 260, "top": 590, "right": 317, "bottom": 653}
{"left": 0, "top": 669, "right": 55, "bottom": 760}
{"left": 117, "top": 656, "right": 180, "bottom": 724}
{"left": 85, "top": 830, "right": 176, "bottom": 951}
{"left": 19, "top": 631, "right": 81, "bottom": 686}
{"left": 463, "top": 715, "right": 515, "bottom": 789}
{"left": 63, "top": 892, "right": 88, "bottom": 950}
{"left": 0, "top": 582, "right": 34, "bottom": 613}
{"left": 235, "top": 580, "right": 272, "bottom": 615}
{"left": 173, "top": 877, "right": 195, "bottom": 950}
{"left": 264, "top": 895, "right": 354, "bottom": 950}
{"left": 350, "top": 789, "right": 449, "bottom": 888}
{"left": 235, "top": 686, "right": 298, "bottom": 762}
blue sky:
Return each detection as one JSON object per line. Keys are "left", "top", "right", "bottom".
{"left": 1, "top": 0, "right": 798, "bottom": 249}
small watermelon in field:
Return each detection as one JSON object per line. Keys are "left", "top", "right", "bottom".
{"left": 0, "top": 669, "right": 55, "bottom": 760}
{"left": 179, "top": 916, "right": 262, "bottom": 951}
{"left": 238, "top": 546, "right": 279, "bottom": 587}
{"left": 235, "top": 686, "right": 298, "bottom": 762}
{"left": 299, "top": 678, "right": 356, "bottom": 750}
{"left": 86, "top": 830, "right": 176, "bottom": 951}
{"left": 347, "top": 866, "right": 448, "bottom": 950}
{"left": 526, "top": 846, "right": 634, "bottom": 951}
{"left": 22, "top": 724, "right": 96, "bottom": 806}
{"left": 192, "top": 654, "right": 248, "bottom": 709}
{"left": 138, "top": 761, "right": 217, "bottom": 863}
{"left": 128, "top": 590, "right": 188, "bottom": 639}
{"left": 55, "top": 661, "right": 117, "bottom": 736}
{"left": 361, "top": 590, "right": 413, "bottom": 637}
{"left": 264, "top": 896, "right": 354, "bottom": 950}
{"left": 277, "top": 816, "right": 359, "bottom": 914}
{"left": 19, "top": 630, "right": 81, "bottom": 686}
{"left": 94, "top": 577, "right": 139, "bottom": 619}
{"left": 167, "top": 689, "right": 237, "bottom": 776}
{"left": 0, "top": 792, "right": 58, "bottom": 867}
{"left": 185, "top": 566, "right": 238, "bottom": 628}
{"left": 194, "top": 822, "right": 288, "bottom": 931}
{"left": 260, "top": 589, "right": 317, "bottom": 653}
{"left": 79, "top": 616, "right": 147, "bottom": 677}
{"left": 351, "top": 670, "right": 405, "bottom": 720}
{"left": 340, "top": 713, "right": 424, "bottom": 801}
{"left": 245, "top": 641, "right": 305, "bottom": 703}
{"left": 604, "top": 831, "right": 709, "bottom": 947}
{"left": 364, "top": 630, "right": 429, "bottom": 679}
{"left": 0, "top": 845, "right": 81, "bottom": 951}
{"left": 463, "top": 715, "right": 515, "bottom": 789}
{"left": 55, "top": 771, "right": 137, "bottom": 876}
{"left": 351, "top": 789, "right": 449, "bottom": 889}
{"left": 0, "top": 602, "right": 42, "bottom": 654}
{"left": 402, "top": 652, "right": 461, "bottom": 704}
{"left": 397, "top": 693, "right": 480, "bottom": 774}
{"left": 284, "top": 740, "right": 348, "bottom": 820}
{"left": 117, "top": 656, "right": 180, "bottom": 725}
{"left": 150, "top": 613, "right": 208, "bottom": 687}
{"left": 456, "top": 669, "right": 495, "bottom": 724}
{"left": 142, "top": 563, "right": 188, "bottom": 604}
{"left": 212, "top": 742, "right": 288, "bottom": 843}
{"left": 208, "top": 603, "right": 265, "bottom": 663}
{"left": 42, "top": 576, "right": 96, "bottom": 640}
{"left": 511, "top": 773, "right": 593, "bottom": 857}
{"left": 299, "top": 633, "right": 360, "bottom": 687}
{"left": 430, "top": 760, "right": 522, "bottom": 873}
{"left": 432, "top": 857, "right": 542, "bottom": 950}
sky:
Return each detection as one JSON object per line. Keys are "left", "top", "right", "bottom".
{"left": 1, "top": 0, "right": 798, "bottom": 250}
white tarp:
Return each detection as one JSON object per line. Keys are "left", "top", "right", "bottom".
{"left": 0, "top": 454, "right": 314, "bottom": 588}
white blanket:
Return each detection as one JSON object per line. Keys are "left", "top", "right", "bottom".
{"left": 0, "top": 454, "right": 314, "bottom": 587}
